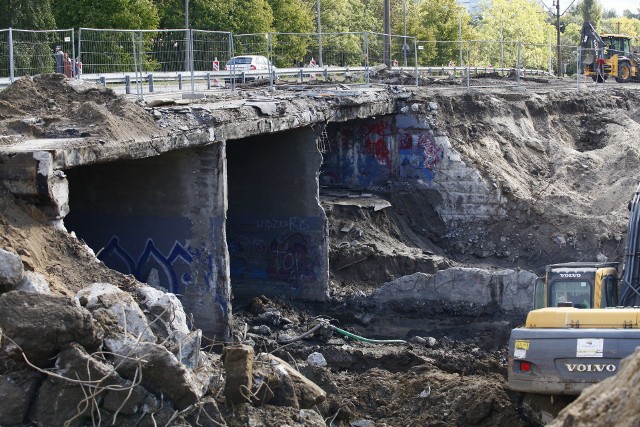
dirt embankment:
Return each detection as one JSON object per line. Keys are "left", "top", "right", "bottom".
{"left": 434, "top": 89, "right": 640, "bottom": 272}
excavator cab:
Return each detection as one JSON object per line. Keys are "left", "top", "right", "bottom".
{"left": 533, "top": 262, "right": 619, "bottom": 310}
{"left": 580, "top": 21, "right": 638, "bottom": 83}
{"left": 602, "top": 34, "right": 632, "bottom": 58}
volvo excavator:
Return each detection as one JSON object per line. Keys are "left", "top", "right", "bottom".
{"left": 508, "top": 183, "right": 640, "bottom": 424}
{"left": 580, "top": 21, "right": 640, "bottom": 82}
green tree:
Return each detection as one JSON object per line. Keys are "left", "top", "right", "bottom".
{"left": 270, "top": 0, "right": 313, "bottom": 33}
{"left": 623, "top": 8, "right": 640, "bottom": 19}
{"left": 474, "top": 0, "right": 554, "bottom": 69}
{"left": 156, "top": 0, "right": 272, "bottom": 33}
{"left": 601, "top": 17, "right": 640, "bottom": 36}
{"left": 0, "top": 0, "right": 56, "bottom": 29}
{"left": 575, "top": 0, "right": 603, "bottom": 28}
{"left": 603, "top": 8, "right": 618, "bottom": 19}
{"left": 296, "top": 0, "right": 376, "bottom": 67}
{"left": 0, "top": 0, "right": 57, "bottom": 77}
{"left": 52, "top": 0, "right": 160, "bottom": 29}
{"left": 412, "top": 0, "right": 472, "bottom": 66}
{"left": 269, "top": 0, "right": 314, "bottom": 66}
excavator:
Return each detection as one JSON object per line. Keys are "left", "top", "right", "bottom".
{"left": 508, "top": 182, "right": 640, "bottom": 424}
{"left": 580, "top": 21, "right": 640, "bottom": 83}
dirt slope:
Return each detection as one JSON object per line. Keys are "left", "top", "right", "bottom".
{"left": 433, "top": 89, "right": 640, "bottom": 272}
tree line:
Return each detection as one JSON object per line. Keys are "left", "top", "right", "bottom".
{"left": 1, "top": 0, "right": 639, "bottom": 46}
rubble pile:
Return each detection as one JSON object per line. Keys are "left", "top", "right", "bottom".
{"left": 0, "top": 248, "right": 333, "bottom": 427}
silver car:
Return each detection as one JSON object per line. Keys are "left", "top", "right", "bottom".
{"left": 225, "top": 55, "right": 275, "bottom": 81}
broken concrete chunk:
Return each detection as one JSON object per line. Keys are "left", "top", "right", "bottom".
{"left": 77, "top": 283, "right": 155, "bottom": 342}
{"left": 105, "top": 337, "right": 201, "bottom": 410}
{"left": 0, "top": 370, "right": 41, "bottom": 426}
{"left": 0, "top": 291, "right": 102, "bottom": 367}
{"left": 306, "top": 352, "right": 327, "bottom": 367}
{"left": 250, "top": 325, "right": 272, "bottom": 335}
{"left": 184, "top": 397, "right": 227, "bottom": 427}
{"left": 246, "top": 101, "right": 278, "bottom": 116}
{"left": 0, "top": 248, "right": 23, "bottom": 292}
{"left": 410, "top": 336, "right": 437, "bottom": 347}
{"left": 223, "top": 344, "right": 254, "bottom": 405}
{"left": 255, "top": 353, "right": 326, "bottom": 409}
{"left": 31, "top": 344, "right": 141, "bottom": 426}
{"left": 372, "top": 268, "right": 536, "bottom": 312}
{"left": 16, "top": 270, "right": 51, "bottom": 294}
{"left": 135, "top": 285, "right": 190, "bottom": 335}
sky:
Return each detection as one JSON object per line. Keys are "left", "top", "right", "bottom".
{"left": 603, "top": 0, "right": 640, "bottom": 15}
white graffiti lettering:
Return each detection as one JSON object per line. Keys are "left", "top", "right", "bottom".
{"left": 256, "top": 217, "right": 309, "bottom": 231}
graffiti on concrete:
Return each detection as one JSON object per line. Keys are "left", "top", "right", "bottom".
{"left": 399, "top": 131, "right": 443, "bottom": 181}
{"left": 321, "top": 117, "right": 446, "bottom": 187}
{"left": 321, "top": 117, "right": 395, "bottom": 187}
{"left": 99, "top": 236, "right": 193, "bottom": 294}
{"left": 228, "top": 215, "right": 324, "bottom": 294}
{"left": 361, "top": 121, "right": 393, "bottom": 168}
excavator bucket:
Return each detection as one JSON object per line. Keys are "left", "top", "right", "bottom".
{"left": 580, "top": 21, "right": 601, "bottom": 66}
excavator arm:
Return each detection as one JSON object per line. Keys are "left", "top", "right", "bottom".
{"left": 580, "top": 21, "right": 604, "bottom": 67}
{"left": 620, "top": 183, "right": 640, "bottom": 306}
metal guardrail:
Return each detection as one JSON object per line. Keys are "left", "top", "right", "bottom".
{"left": 0, "top": 65, "right": 555, "bottom": 93}
{"left": 0, "top": 26, "right": 579, "bottom": 96}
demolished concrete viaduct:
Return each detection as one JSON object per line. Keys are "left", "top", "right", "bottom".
{"left": 0, "top": 84, "right": 532, "bottom": 340}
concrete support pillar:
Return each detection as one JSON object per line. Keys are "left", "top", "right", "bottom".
{"left": 64, "top": 143, "right": 231, "bottom": 340}
{"left": 0, "top": 151, "right": 69, "bottom": 227}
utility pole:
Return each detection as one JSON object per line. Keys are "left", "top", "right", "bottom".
{"left": 317, "top": 0, "right": 323, "bottom": 66}
{"left": 185, "top": 0, "right": 190, "bottom": 73}
{"left": 384, "top": 0, "right": 391, "bottom": 66}
{"left": 403, "top": 0, "right": 407, "bottom": 66}
{"left": 556, "top": 0, "right": 562, "bottom": 76}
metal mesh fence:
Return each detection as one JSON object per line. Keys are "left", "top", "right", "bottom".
{"left": 7, "top": 29, "right": 75, "bottom": 80}
{"left": 270, "top": 32, "right": 318, "bottom": 68}
{"left": 368, "top": 33, "right": 410, "bottom": 67}
{"left": 192, "top": 30, "right": 232, "bottom": 72}
{"left": 520, "top": 42, "right": 555, "bottom": 75}
{"left": 0, "top": 30, "right": 9, "bottom": 80}
{"left": 558, "top": 44, "right": 580, "bottom": 77}
{"left": 1, "top": 27, "right": 599, "bottom": 95}
{"left": 320, "top": 32, "right": 365, "bottom": 68}
{"left": 233, "top": 33, "right": 269, "bottom": 58}
{"left": 79, "top": 28, "right": 191, "bottom": 75}
{"left": 417, "top": 40, "right": 463, "bottom": 67}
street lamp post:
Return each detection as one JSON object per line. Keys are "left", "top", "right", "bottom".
{"left": 403, "top": 0, "right": 408, "bottom": 66}
{"left": 458, "top": 12, "right": 463, "bottom": 66}
{"left": 317, "top": 0, "right": 323, "bottom": 66}
{"left": 185, "top": 0, "right": 190, "bottom": 73}
{"left": 500, "top": 19, "right": 504, "bottom": 70}
{"left": 457, "top": 3, "right": 468, "bottom": 67}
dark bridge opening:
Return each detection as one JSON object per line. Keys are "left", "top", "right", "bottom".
{"left": 226, "top": 128, "right": 328, "bottom": 302}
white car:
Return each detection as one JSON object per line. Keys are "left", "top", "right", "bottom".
{"left": 224, "top": 55, "right": 276, "bottom": 82}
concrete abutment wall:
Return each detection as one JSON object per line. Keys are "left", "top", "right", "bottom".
{"left": 65, "top": 144, "right": 231, "bottom": 339}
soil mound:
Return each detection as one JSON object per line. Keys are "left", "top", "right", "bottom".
{"left": 0, "top": 74, "right": 163, "bottom": 145}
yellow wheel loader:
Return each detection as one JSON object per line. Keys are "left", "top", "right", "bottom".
{"left": 580, "top": 21, "right": 640, "bottom": 83}
{"left": 508, "top": 183, "right": 640, "bottom": 423}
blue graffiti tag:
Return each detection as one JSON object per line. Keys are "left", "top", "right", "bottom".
{"left": 99, "top": 236, "right": 193, "bottom": 293}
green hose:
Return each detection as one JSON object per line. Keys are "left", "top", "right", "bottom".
{"left": 329, "top": 325, "right": 406, "bottom": 344}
